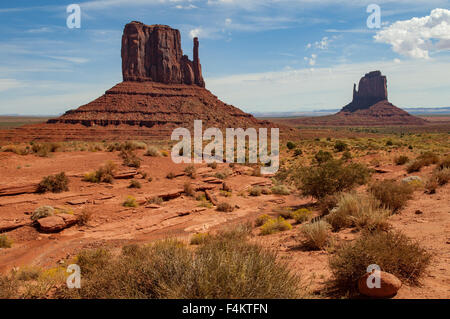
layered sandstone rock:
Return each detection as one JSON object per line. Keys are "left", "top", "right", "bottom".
{"left": 343, "top": 71, "right": 388, "bottom": 112}
{"left": 121, "top": 21, "right": 204, "bottom": 87}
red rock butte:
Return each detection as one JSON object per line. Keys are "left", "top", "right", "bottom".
{"left": 284, "top": 71, "right": 427, "bottom": 126}
{"left": 0, "top": 21, "right": 274, "bottom": 142}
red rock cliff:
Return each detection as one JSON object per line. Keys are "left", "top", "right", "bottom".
{"left": 121, "top": 21, "right": 205, "bottom": 87}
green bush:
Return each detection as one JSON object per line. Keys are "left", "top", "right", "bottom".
{"left": 83, "top": 161, "right": 116, "bottom": 183}
{"left": 334, "top": 141, "right": 347, "bottom": 152}
{"left": 128, "top": 180, "right": 142, "bottom": 189}
{"left": 294, "top": 149, "right": 303, "bottom": 156}
{"left": 286, "top": 141, "right": 296, "bottom": 150}
{"left": 329, "top": 231, "right": 431, "bottom": 293}
{"left": 249, "top": 186, "right": 262, "bottom": 196}
{"left": 299, "top": 160, "right": 371, "bottom": 200}
{"left": 290, "top": 208, "right": 312, "bottom": 224}
{"left": 314, "top": 150, "right": 333, "bottom": 164}
{"left": 37, "top": 172, "right": 69, "bottom": 194}
{"left": 271, "top": 184, "right": 291, "bottom": 195}
{"left": 369, "top": 179, "right": 414, "bottom": 212}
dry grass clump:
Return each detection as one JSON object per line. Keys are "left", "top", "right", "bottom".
{"left": 147, "top": 196, "right": 163, "bottom": 205}
{"left": 184, "top": 165, "right": 196, "bottom": 179}
{"left": 255, "top": 214, "right": 271, "bottom": 227}
{"left": 0, "top": 234, "right": 12, "bottom": 248}
{"left": 120, "top": 149, "right": 142, "bottom": 168}
{"left": 318, "top": 194, "right": 339, "bottom": 216}
{"left": 0, "top": 274, "right": 18, "bottom": 298}
{"left": 128, "top": 180, "right": 141, "bottom": 189}
{"left": 260, "top": 216, "right": 292, "bottom": 235}
{"left": 83, "top": 161, "right": 116, "bottom": 184}
{"left": 406, "top": 151, "right": 440, "bottom": 173}
{"left": 300, "top": 221, "right": 330, "bottom": 250}
{"left": 326, "top": 193, "right": 391, "bottom": 232}
{"left": 52, "top": 227, "right": 300, "bottom": 299}
{"left": 214, "top": 169, "right": 231, "bottom": 180}
{"left": 183, "top": 182, "right": 195, "bottom": 197}
{"left": 329, "top": 231, "right": 431, "bottom": 293}
{"left": 369, "top": 179, "right": 414, "bottom": 212}
{"left": 298, "top": 160, "right": 371, "bottom": 200}
{"left": 190, "top": 233, "right": 211, "bottom": 245}
{"left": 437, "top": 155, "right": 450, "bottom": 170}
{"left": 249, "top": 186, "right": 262, "bottom": 196}
{"left": 144, "top": 146, "right": 160, "bottom": 157}
{"left": 217, "top": 202, "right": 234, "bottom": 212}
{"left": 78, "top": 209, "right": 92, "bottom": 226}
{"left": 270, "top": 184, "right": 291, "bottom": 195}
{"left": 31, "top": 206, "right": 55, "bottom": 221}
{"left": 394, "top": 155, "right": 409, "bottom": 165}
{"left": 37, "top": 172, "right": 69, "bottom": 194}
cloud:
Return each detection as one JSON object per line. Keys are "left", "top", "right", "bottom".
{"left": 374, "top": 8, "right": 450, "bottom": 59}
{"left": 304, "top": 54, "right": 317, "bottom": 66}
{"left": 0, "top": 79, "right": 24, "bottom": 92}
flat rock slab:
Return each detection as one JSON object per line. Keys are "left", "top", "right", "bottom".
{"left": 37, "top": 213, "right": 78, "bottom": 233}
{"left": 0, "top": 183, "right": 39, "bottom": 197}
{"left": 66, "top": 198, "right": 88, "bottom": 205}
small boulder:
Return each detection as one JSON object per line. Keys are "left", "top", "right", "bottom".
{"left": 402, "top": 176, "right": 422, "bottom": 184}
{"left": 37, "top": 214, "right": 78, "bottom": 233}
{"left": 358, "top": 271, "right": 402, "bottom": 298}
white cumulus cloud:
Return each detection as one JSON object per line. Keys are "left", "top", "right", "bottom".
{"left": 374, "top": 8, "right": 450, "bottom": 59}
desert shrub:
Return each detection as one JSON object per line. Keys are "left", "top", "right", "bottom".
{"left": 271, "top": 184, "right": 291, "bottom": 195}
{"left": 37, "top": 172, "right": 69, "bottom": 194}
{"left": 123, "top": 196, "right": 138, "bottom": 208}
{"left": 183, "top": 182, "right": 195, "bottom": 197}
{"left": 290, "top": 208, "right": 312, "bottom": 224}
{"left": 300, "top": 221, "right": 330, "bottom": 250}
{"left": 144, "top": 146, "right": 160, "bottom": 157}
{"left": 54, "top": 229, "right": 300, "bottom": 299}
{"left": 326, "top": 193, "right": 390, "bottom": 232}
{"left": 249, "top": 186, "right": 262, "bottom": 196}
{"left": 190, "top": 233, "right": 211, "bottom": 245}
{"left": 255, "top": 214, "right": 271, "bottom": 227}
{"left": 128, "top": 180, "right": 141, "bottom": 189}
{"left": 31, "top": 206, "right": 55, "bottom": 221}
{"left": 334, "top": 140, "right": 347, "bottom": 152}
{"left": 78, "top": 209, "right": 92, "bottom": 226}
{"left": 437, "top": 156, "right": 450, "bottom": 170}
{"left": 424, "top": 177, "right": 438, "bottom": 194}
{"left": 318, "top": 194, "right": 339, "bottom": 216}
{"left": 147, "top": 196, "right": 163, "bottom": 205}
{"left": 294, "top": 149, "right": 303, "bottom": 156}
{"left": 166, "top": 172, "right": 175, "bottom": 179}
{"left": 120, "top": 149, "right": 142, "bottom": 168}
{"left": 83, "top": 161, "right": 116, "bottom": 184}
{"left": 0, "top": 274, "right": 18, "bottom": 298}
{"left": 385, "top": 140, "right": 393, "bottom": 146}
{"left": 433, "top": 167, "right": 450, "bottom": 186}
{"left": 16, "top": 267, "right": 42, "bottom": 281}
{"left": 0, "top": 234, "right": 12, "bottom": 248}
{"left": 407, "top": 152, "right": 440, "bottom": 173}
{"left": 184, "top": 165, "right": 196, "bottom": 179}
{"left": 215, "top": 170, "right": 230, "bottom": 180}
{"left": 369, "top": 179, "right": 414, "bottom": 212}
{"left": 217, "top": 202, "right": 234, "bottom": 212}
{"left": 329, "top": 231, "right": 431, "bottom": 292}
{"left": 251, "top": 166, "right": 262, "bottom": 177}
{"left": 260, "top": 217, "right": 292, "bottom": 235}
{"left": 314, "top": 150, "right": 333, "bottom": 164}
{"left": 299, "top": 160, "right": 371, "bottom": 200}
{"left": 394, "top": 155, "right": 409, "bottom": 165}
{"left": 286, "top": 141, "right": 296, "bottom": 150}
{"left": 207, "top": 162, "right": 218, "bottom": 169}
{"left": 32, "top": 143, "right": 60, "bottom": 157}
{"left": 341, "top": 151, "right": 352, "bottom": 161}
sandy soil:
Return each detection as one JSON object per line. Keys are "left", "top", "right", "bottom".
{"left": 0, "top": 150, "right": 448, "bottom": 299}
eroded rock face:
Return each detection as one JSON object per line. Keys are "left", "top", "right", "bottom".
{"left": 121, "top": 21, "right": 205, "bottom": 87}
{"left": 342, "top": 71, "right": 388, "bottom": 112}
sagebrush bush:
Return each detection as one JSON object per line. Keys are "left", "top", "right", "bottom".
{"left": 144, "top": 146, "right": 160, "bottom": 157}
{"left": 78, "top": 209, "right": 92, "bottom": 226}
{"left": 120, "top": 149, "right": 142, "bottom": 168}
{"left": 334, "top": 141, "right": 347, "bottom": 152}
{"left": 326, "top": 192, "right": 390, "bottom": 232}
{"left": 31, "top": 206, "right": 55, "bottom": 221}
{"left": 271, "top": 184, "right": 291, "bottom": 195}
{"left": 190, "top": 233, "right": 211, "bottom": 245}
{"left": 260, "top": 217, "right": 292, "bottom": 235}
{"left": 286, "top": 141, "right": 296, "bottom": 150}
{"left": 128, "top": 180, "right": 141, "bottom": 189}
{"left": 433, "top": 167, "right": 450, "bottom": 186}
{"left": 0, "top": 234, "right": 12, "bottom": 248}
{"left": 255, "top": 214, "right": 271, "bottom": 227}
{"left": 314, "top": 150, "right": 333, "bottom": 164}
{"left": 299, "top": 160, "right": 371, "bottom": 200}
{"left": 217, "top": 202, "right": 234, "bottom": 212}
{"left": 329, "top": 231, "right": 431, "bottom": 293}
{"left": 300, "top": 221, "right": 330, "bottom": 250}
{"left": 407, "top": 152, "right": 440, "bottom": 173}
{"left": 437, "top": 156, "right": 450, "bottom": 170}
{"left": 249, "top": 186, "right": 262, "bottom": 196}
{"left": 394, "top": 155, "right": 409, "bottom": 165}
{"left": 184, "top": 165, "right": 196, "bottom": 179}
{"left": 147, "top": 196, "right": 163, "bottom": 205}
{"left": 183, "top": 182, "right": 195, "bottom": 197}
{"left": 37, "top": 172, "right": 69, "bottom": 194}
{"left": 53, "top": 228, "right": 300, "bottom": 299}
{"left": 369, "top": 179, "right": 413, "bottom": 212}
{"left": 83, "top": 161, "right": 116, "bottom": 183}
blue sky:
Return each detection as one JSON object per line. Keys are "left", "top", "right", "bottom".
{"left": 0, "top": 0, "right": 449, "bottom": 115}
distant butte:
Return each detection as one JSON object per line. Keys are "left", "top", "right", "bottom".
{"left": 284, "top": 71, "right": 427, "bottom": 126}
